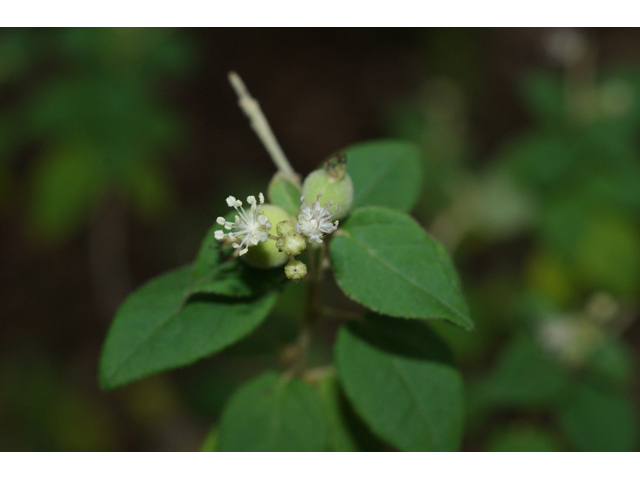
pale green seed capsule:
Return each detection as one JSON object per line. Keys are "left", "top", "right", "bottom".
{"left": 301, "top": 168, "right": 353, "bottom": 221}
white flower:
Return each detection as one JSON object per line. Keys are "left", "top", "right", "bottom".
{"left": 215, "top": 193, "right": 271, "bottom": 256}
{"left": 296, "top": 193, "right": 339, "bottom": 243}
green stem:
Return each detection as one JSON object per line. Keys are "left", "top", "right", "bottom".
{"left": 285, "top": 245, "right": 323, "bottom": 376}
{"left": 319, "top": 306, "right": 361, "bottom": 322}
{"left": 302, "top": 365, "right": 336, "bottom": 386}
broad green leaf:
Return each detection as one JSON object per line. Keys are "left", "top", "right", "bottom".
{"left": 217, "top": 371, "right": 326, "bottom": 451}
{"left": 268, "top": 172, "right": 302, "bottom": 216}
{"left": 486, "top": 424, "right": 562, "bottom": 452}
{"left": 474, "top": 331, "right": 570, "bottom": 410}
{"left": 99, "top": 266, "right": 279, "bottom": 390}
{"left": 337, "top": 139, "right": 422, "bottom": 212}
{"left": 335, "top": 314, "right": 464, "bottom": 451}
{"left": 558, "top": 381, "right": 638, "bottom": 451}
{"left": 330, "top": 206, "right": 473, "bottom": 330}
{"left": 225, "top": 280, "right": 303, "bottom": 355}
{"left": 186, "top": 225, "right": 284, "bottom": 299}
{"left": 317, "top": 373, "right": 358, "bottom": 452}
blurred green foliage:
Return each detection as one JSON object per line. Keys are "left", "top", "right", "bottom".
{"left": 0, "top": 28, "right": 194, "bottom": 243}
{"left": 1, "top": 27, "right": 196, "bottom": 451}
{"left": 387, "top": 30, "right": 640, "bottom": 451}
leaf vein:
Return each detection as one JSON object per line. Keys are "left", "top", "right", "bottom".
{"left": 341, "top": 230, "right": 468, "bottom": 323}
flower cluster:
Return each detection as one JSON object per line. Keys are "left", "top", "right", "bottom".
{"left": 295, "top": 194, "right": 339, "bottom": 243}
{"left": 216, "top": 192, "right": 339, "bottom": 255}
{"left": 214, "top": 193, "right": 271, "bottom": 256}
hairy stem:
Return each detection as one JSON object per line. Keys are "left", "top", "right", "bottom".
{"left": 228, "top": 71, "right": 298, "bottom": 181}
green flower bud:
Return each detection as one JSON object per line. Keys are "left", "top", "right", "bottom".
{"left": 276, "top": 231, "right": 307, "bottom": 256}
{"left": 241, "top": 204, "right": 292, "bottom": 268}
{"left": 284, "top": 259, "right": 307, "bottom": 281}
{"left": 276, "top": 220, "right": 296, "bottom": 237}
{"left": 301, "top": 158, "right": 354, "bottom": 221}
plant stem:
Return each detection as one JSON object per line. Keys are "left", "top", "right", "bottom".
{"left": 302, "top": 365, "right": 336, "bottom": 386}
{"left": 285, "top": 245, "right": 323, "bottom": 376}
{"left": 319, "top": 306, "right": 361, "bottom": 322}
{"left": 228, "top": 71, "right": 298, "bottom": 181}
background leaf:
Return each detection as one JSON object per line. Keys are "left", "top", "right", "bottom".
{"left": 557, "top": 380, "right": 638, "bottom": 451}
{"left": 586, "top": 336, "right": 634, "bottom": 390}
{"left": 337, "top": 139, "right": 422, "bottom": 212}
{"left": 317, "top": 373, "right": 358, "bottom": 452}
{"left": 217, "top": 371, "right": 326, "bottom": 451}
{"left": 199, "top": 426, "right": 218, "bottom": 452}
{"left": 486, "top": 424, "right": 562, "bottom": 452}
{"left": 472, "top": 331, "right": 571, "bottom": 410}
{"left": 267, "top": 172, "right": 302, "bottom": 216}
{"left": 335, "top": 314, "right": 464, "bottom": 451}
{"left": 330, "top": 206, "right": 473, "bottom": 330}
{"left": 520, "top": 72, "right": 565, "bottom": 128}
{"left": 99, "top": 266, "right": 280, "bottom": 390}
{"left": 27, "top": 146, "right": 104, "bottom": 242}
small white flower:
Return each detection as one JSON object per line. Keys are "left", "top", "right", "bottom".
{"left": 296, "top": 193, "right": 339, "bottom": 243}
{"left": 215, "top": 193, "right": 271, "bottom": 256}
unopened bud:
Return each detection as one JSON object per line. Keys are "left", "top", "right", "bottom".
{"left": 276, "top": 232, "right": 307, "bottom": 256}
{"left": 284, "top": 259, "right": 307, "bottom": 281}
{"left": 276, "top": 220, "right": 296, "bottom": 237}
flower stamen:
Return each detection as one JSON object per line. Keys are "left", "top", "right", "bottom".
{"left": 295, "top": 193, "right": 339, "bottom": 243}
{"left": 215, "top": 193, "right": 271, "bottom": 255}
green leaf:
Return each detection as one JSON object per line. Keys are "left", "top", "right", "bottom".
{"left": 475, "top": 331, "right": 571, "bottom": 410}
{"left": 217, "top": 371, "right": 327, "bottom": 451}
{"left": 199, "top": 426, "right": 218, "bottom": 452}
{"left": 586, "top": 337, "right": 634, "bottom": 390}
{"left": 186, "top": 225, "right": 284, "bottom": 299}
{"left": 486, "top": 424, "right": 562, "bottom": 452}
{"left": 335, "top": 314, "right": 465, "bottom": 451}
{"left": 542, "top": 200, "right": 640, "bottom": 296}
{"left": 99, "top": 266, "right": 280, "bottom": 390}
{"left": 558, "top": 381, "right": 638, "bottom": 451}
{"left": 268, "top": 172, "right": 302, "bottom": 216}
{"left": 497, "top": 133, "right": 575, "bottom": 190}
{"left": 317, "top": 373, "right": 358, "bottom": 452}
{"left": 330, "top": 206, "right": 473, "bottom": 330}
{"left": 338, "top": 139, "right": 422, "bottom": 212}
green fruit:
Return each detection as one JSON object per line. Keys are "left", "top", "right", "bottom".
{"left": 241, "top": 204, "right": 292, "bottom": 268}
{"left": 301, "top": 169, "right": 353, "bottom": 220}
